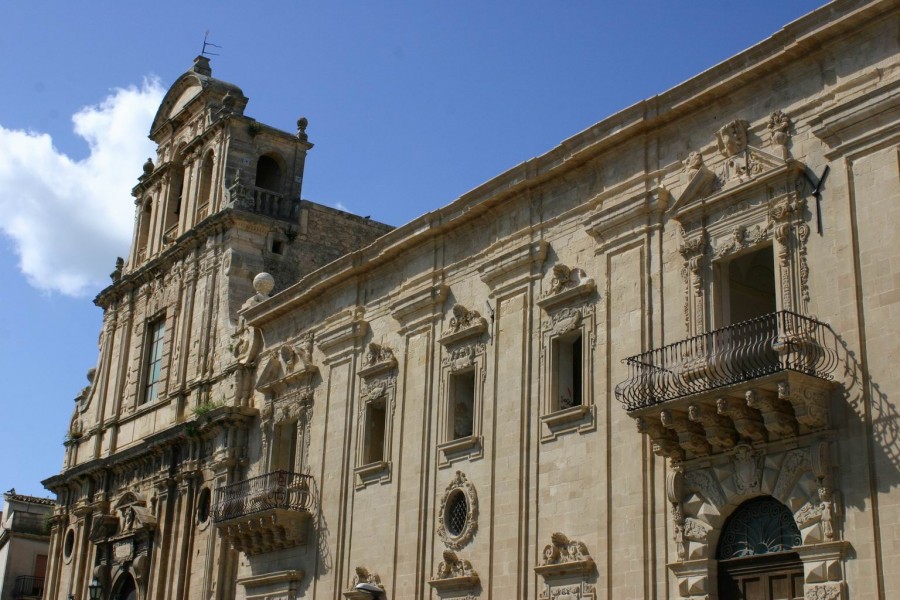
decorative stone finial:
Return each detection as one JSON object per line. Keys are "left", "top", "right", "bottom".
{"left": 253, "top": 272, "right": 275, "bottom": 297}
{"left": 142, "top": 158, "right": 154, "bottom": 177}
{"left": 110, "top": 257, "right": 124, "bottom": 282}
{"left": 192, "top": 55, "right": 211, "bottom": 77}
{"left": 297, "top": 117, "right": 309, "bottom": 141}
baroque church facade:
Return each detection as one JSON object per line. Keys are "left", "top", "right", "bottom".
{"left": 42, "top": 1, "right": 900, "bottom": 598}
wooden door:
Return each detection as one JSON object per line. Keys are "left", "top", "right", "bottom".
{"left": 718, "top": 553, "right": 804, "bottom": 600}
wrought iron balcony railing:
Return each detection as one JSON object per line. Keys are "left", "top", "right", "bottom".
{"left": 13, "top": 575, "right": 44, "bottom": 599}
{"left": 212, "top": 470, "right": 312, "bottom": 523}
{"left": 615, "top": 311, "right": 838, "bottom": 412}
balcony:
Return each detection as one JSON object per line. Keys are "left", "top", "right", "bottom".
{"left": 213, "top": 470, "right": 313, "bottom": 556}
{"left": 13, "top": 575, "right": 44, "bottom": 600}
{"left": 615, "top": 311, "right": 838, "bottom": 460}
{"left": 228, "top": 179, "right": 301, "bottom": 223}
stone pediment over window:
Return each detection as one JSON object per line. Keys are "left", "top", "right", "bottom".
{"left": 537, "top": 264, "right": 596, "bottom": 311}
{"left": 256, "top": 334, "right": 317, "bottom": 395}
{"left": 342, "top": 567, "right": 384, "bottom": 600}
{"left": 669, "top": 114, "right": 798, "bottom": 219}
{"left": 88, "top": 514, "right": 120, "bottom": 543}
{"left": 428, "top": 550, "right": 479, "bottom": 593}
{"left": 440, "top": 304, "right": 487, "bottom": 346}
{"left": 534, "top": 532, "right": 595, "bottom": 578}
{"left": 118, "top": 504, "right": 157, "bottom": 535}
{"left": 357, "top": 342, "right": 397, "bottom": 378}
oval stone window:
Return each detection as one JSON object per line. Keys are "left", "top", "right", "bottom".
{"left": 64, "top": 528, "right": 75, "bottom": 559}
{"left": 445, "top": 490, "right": 468, "bottom": 537}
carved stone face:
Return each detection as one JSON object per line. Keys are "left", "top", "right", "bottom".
{"left": 716, "top": 120, "right": 748, "bottom": 157}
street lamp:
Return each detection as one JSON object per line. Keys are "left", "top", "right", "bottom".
{"left": 88, "top": 578, "right": 102, "bottom": 600}
{"left": 354, "top": 582, "right": 383, "bottom": 599}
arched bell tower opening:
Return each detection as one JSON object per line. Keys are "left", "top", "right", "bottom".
{"left": 255, "top": 154, "right": 282, "bottom": 192}
{"left": 717, "top": 497, "right": 804, "bottom": 599}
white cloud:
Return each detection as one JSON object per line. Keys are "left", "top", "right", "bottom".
{"left": 0, "top": 79, "right": 164, "bottom": 296}
{"left": 334, "top": 201, "right": 349, "bottom": 212}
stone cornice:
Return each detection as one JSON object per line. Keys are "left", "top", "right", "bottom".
{"left": 42, "top": 406, "right": 256, "bottom": 492}
{"left": 94, "top": 207, "right": 287, "bottom": 309}
{"left": 240, "top": 1, "right": 893, "bottom": 327}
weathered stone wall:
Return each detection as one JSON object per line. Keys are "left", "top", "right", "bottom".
{"left": 42, "top": 2, "right": 900, "bottom": 600}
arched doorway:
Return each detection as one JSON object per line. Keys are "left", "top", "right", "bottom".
{"left": 111, "top": 573, "right": 137, "bottom": 600}
{"left": 717, "top": 497, "right": 804, "bottom": 599}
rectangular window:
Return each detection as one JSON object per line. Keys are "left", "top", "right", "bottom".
{"left": 143, "top": 317, "right": 166, "bottom": 404}
{"left": 363, "top": 399, "right": 386, "bottom": 465}
{"left": 449, "top": 370, "right": 476, "bottom": 440}
{"left": 554, "top": 332, "right": 583, "bottom": 410}
{"left": 272, "top": 420, "right": 298, "bottom": 472}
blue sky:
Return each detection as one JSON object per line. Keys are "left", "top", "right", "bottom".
{"left": 0, "top": 0, "right": 825, "bottom": 497}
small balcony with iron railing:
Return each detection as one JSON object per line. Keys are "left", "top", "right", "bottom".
{"left": 615, "top": 311, "right": 838, "bottom": 461}
{"left": 12, "top": 575, "right": 44, "bottom": 600}
{"left": 213, "top": 470, "right": 313, "bottom": 556}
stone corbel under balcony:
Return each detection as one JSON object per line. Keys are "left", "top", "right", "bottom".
{"left": 213, "top": 470, "right": 314, "bottom": 556}
{"left": 219, "top": 509, "right": 311, "bottom": 556}
{"left": 633, "top": 370, "right": 833, "bottom": 462}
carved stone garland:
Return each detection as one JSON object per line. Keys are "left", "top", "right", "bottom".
{"left": 437, "top": 471, "right": 478, "bottom": 550}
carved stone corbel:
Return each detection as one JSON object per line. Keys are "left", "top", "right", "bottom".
{"left": 716, "top": 397, "right": 767, "bottom": 443}
{"left": 745, "top": 389, "right": 797, "bottom": 439}
{"left": 688, "top": 403, "right": 737, "bottom": 450}
{"left": 660, "top": 409, "right": 711, "bottom": 456}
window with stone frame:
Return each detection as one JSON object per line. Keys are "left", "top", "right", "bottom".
{"left": 538, "top": 263, "right": 597, "bottom": 441}
{"left": 437, "top": 304, "right": 488, "bottom": 467}
{"left": 141, "top": 316, "right": 166, "bottom": 405}
{"left": 355, "top": 342, "right": 397, "bottom": 487}
{"left": 672, "top": 116, "right": 812, "bottom": 337}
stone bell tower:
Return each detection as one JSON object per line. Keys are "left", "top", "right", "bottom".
{"left": 41, "top": 57, "right": 391, "bottom": 600}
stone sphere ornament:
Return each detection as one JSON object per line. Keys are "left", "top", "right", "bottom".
{"left": 253, "top": 272, "right": 275, "bottom": 297}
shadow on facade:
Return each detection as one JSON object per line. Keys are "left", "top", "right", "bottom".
{"left": 831, "top": 331, "right": 900, "bottom": 508}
